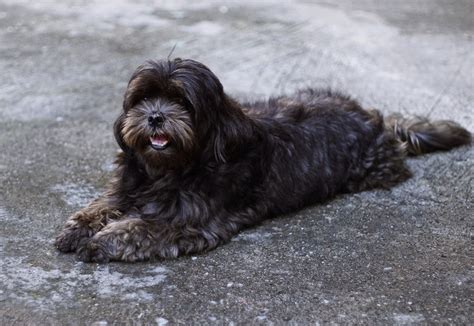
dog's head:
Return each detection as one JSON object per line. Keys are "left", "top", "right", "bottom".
{"left": 114, "top": 58, "right": 251, "bottom": 171}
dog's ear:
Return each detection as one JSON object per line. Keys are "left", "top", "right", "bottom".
{"left": 123, "top": 74, "right": 147, "bottom": 112}
{"left": 171, "top": 59, "right": 224, "bottom": 125}
{"left": 213, "top": 125, "right": 227, "bottom": 163}
{"left": 113, "top": 112, "right": 129, "bottom": 153}
{"left": 212, "top": 99, "right": 254, "bottom": 163}
{"left": 118, "top": 63, "right": 155, "bottom": 154}
{"left": 169, "top": 59, "right": 254, "bottom": 163}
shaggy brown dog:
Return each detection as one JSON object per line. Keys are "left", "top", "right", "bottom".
{"left": 55, "top": 58, "right": 471, "bottom": 262}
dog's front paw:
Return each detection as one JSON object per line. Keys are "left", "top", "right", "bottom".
{"left": 77, "top": 238, "right": 112, "bottom": 263}
{"left": 55, "top": 222, "right": 93, "bottom": 253}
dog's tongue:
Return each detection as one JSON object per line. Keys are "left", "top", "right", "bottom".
{"left": 150, "top": 134, "right": 169, "bottom": 147}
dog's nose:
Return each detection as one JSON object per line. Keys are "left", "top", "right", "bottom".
{"left": 148, "top": 112, "right": 165, "bottom": 127}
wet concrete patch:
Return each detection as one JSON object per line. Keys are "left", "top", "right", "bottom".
{"left": 1, "top": 258, "right": 168, "bottom": 307}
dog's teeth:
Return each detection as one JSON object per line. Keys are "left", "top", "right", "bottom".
{"left": 150, "top": 135, "right": 169, "bottom": 149}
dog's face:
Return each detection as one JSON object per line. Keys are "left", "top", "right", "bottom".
{"left": 114, "top": 58, "right": 252, "bottom": 172}
{"left": 114, "top": 59, "right": 224, "bottom": 170}
{"left": 120, "top": 96, "right": 196, "bottom": 168}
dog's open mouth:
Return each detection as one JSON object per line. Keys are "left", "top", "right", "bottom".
{"left": 150, "top": 134, "right": 170, "bottom": 150}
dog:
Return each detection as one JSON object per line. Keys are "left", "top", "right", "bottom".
{"left": 55, "top": 58, "right": 471, "bottom": 263}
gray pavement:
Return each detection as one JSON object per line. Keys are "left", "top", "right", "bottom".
{"left": 0, "top": 0, "right": 473, "bottom": 324}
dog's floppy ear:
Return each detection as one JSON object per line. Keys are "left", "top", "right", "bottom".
{"left": 212, "top": 99, "right": 254, "bottom": 163}
{"left": 113, "top": 112, "right": 129, "bottom": 153}
{"left": 170, "top": 59, "right": 223, "bottom": 121}
{"left": 169, "top": 59, "right": 255, "bottom": 163}
{"left": 168, "top": 59, "right": 240, "bottom": 162}
{"left": 213, "top": 125, "right": 227, "bottom": 163}
{"left": 123, "top": 72, "right": 147, "bottom": 111}
{"left": 117, "top": 64, "right": 153, "bottom": 154}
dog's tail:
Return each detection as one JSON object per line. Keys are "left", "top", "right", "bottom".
{"left": 385, "top": 114, "right": 471, "bottom": 156}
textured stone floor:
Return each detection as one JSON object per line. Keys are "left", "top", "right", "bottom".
{"left": 0, "top": 0, "right": 472, "bottom": 324}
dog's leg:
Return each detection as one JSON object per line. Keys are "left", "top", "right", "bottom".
{"left": 76, "top": 218, "right": 228, "bottom": 263}
{"left": 55, "top": 195, "right": 123, "bottom": 253}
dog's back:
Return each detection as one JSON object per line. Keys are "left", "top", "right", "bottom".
{"left": 243, "top": 88, "right": 471, "bottom": 214}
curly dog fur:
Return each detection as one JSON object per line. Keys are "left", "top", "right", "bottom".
{"left": 55, "top": 58, "right": 471, "bottom": 262}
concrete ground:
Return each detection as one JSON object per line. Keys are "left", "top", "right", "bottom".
{"left": 0, "top": 0, "right": 472, "bottom": 324}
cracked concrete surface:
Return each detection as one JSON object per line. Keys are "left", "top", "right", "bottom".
{"left": 0, "top": 0, "right": 472, "bottom": 324}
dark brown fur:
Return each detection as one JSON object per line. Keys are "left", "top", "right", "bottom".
{"left": 55, "top": 58, "right": 471, "bottom": 263}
